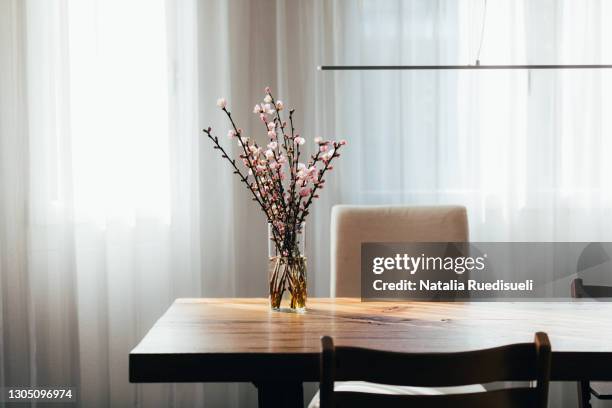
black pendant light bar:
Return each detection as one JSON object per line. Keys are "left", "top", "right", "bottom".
{"left": 318, "top": 1, "right": 612, "bottom": 72}
{"left": 319, "top": 64, "right": 612, "bottom": 71}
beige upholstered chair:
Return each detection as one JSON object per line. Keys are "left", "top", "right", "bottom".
{"left": 331, "top": 205, "right": 470, "bottom": 297}
{"left": 309, "top": 205, "right": 477, "bottom": 408}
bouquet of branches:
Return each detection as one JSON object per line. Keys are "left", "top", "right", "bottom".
{"left": 203, "top": 87, "right": 346, "bottom": 310}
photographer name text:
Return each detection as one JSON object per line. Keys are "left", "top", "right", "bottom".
{"left": 373, "top": 279, "right": 534, "bottom": 292}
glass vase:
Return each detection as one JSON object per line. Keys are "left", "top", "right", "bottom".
{"left": 268, "top": 222, "right": 307, "bottom": 312}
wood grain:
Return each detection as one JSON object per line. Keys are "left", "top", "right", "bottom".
{"left": 129, "top": 298, "right": 612, "bottom": 383}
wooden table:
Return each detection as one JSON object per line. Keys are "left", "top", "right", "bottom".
{"left": 130, "top": 298, "right": 612, "bottom": 407}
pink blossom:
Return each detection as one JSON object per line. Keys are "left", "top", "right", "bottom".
{"left": 265, "top": 149, "right": 274, "bottom": 159}
{"left": 267, "top": 121, "right": 276, "bottom": 131}
{"left": 297, "top": 165, "right": 318, "bottom": 182}
{"left": 297, "top": 163, "right": 307, "bottom": 179}
{"left": 253, "top": 104, "right": 262, "bottom": 113}
{"left": 314, "top": 136, "right": 323, "bottom": 144}
{"left": 264, "top": 94, "right": 273, "bottom": 104}
{"left": 227, "top": 129, "right": 236, "bottom": 139}
{"left": 265, "top": 86, "right": 271, "bottom": 94}
{"left": 319, "top": 144, "right": 329, "bottom": 152}
{"left": 278, "top": 155, "right": 287, "bottom": 165}
{"left": 216, "top": 98, "right": 227, "bottom": 108}
{"left": 249, "top": 145, "right": 261, "bottom": 156}
{"left": 268, "top": 141, "right": 278, "bottom": 150}
{"left": 299, "top": 187, "right": 311, "bottom": 197}
{"left": 276, "top": 101, "right": 284, "bottom": 111}
{"left": 339, "top": 139, "right": 348, "bottom": 146}
{"left": 324, "top": 148, "right": 335, "bottom": 160}
{"left": 267, "top": 130, "right": 276, "bottom": 138}
{"left": 295, "top": 137, "right": 305, "bottom": 145}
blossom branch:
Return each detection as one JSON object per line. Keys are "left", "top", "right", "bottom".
{"left": 203, "top": 126, "right": 283, "bottom": 251}
{"left": 296, "top": 142, "right": 344, "bottom": 226}
{"left": 205, "top": 91, "right": 347, "bottom": 256}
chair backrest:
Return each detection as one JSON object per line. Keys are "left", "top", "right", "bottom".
{"left": 319, "top": 333, "right": 551, "bottom": 408}
{"left": 330, "top": 205, "right": 469, "bottom": 297}
{"left": 571, "top": 278, "right": 612, "bottom": 298}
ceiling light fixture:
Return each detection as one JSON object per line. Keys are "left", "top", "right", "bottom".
{"left": 319, "top": 1, "right": 612, "bottom": 71}
{"left": 318, "top": 64, "right": 612, "bottom": 70}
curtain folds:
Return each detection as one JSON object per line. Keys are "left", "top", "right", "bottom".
{"left": 1, "top": 1, "right": 612, "bottom": 407}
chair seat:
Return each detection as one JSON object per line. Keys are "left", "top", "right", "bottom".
{"left": 308, "top": 381, "right": 486, "bottom": 408}
{"left": 591, "top": 382, "right": 612, "bottom": 399}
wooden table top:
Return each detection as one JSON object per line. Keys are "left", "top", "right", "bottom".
{"left": 130, "top": 298, "right": 612, "bottom": 383}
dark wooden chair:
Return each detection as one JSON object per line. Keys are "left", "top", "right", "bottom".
{"left": 571, "top": 278, "right": 612, "bottom": 408}
{"left": 319, "top": 333, "right": 551, "bottom": 408}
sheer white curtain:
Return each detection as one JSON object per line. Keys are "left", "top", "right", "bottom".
{"left": 1, "top": 1, "right": 612, "bottom": 407}
{"left": 318, "top": 0, "right": 612, "bottom": 240}
{"left": 0, "top": 0, "right": 258, "bottom": 406}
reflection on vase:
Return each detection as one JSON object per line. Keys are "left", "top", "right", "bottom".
{"left": 269, "top": 255, "right": 307, "bottom": 312}
{"left": 268, "top": 222, "right": 307, "bottom": 312}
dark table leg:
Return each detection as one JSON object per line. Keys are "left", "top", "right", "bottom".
{"left": 254, "top": 381, "right": 304, "bottom": 408}
{"left": 577, "top": 380, "right": 592, "bottom": 408}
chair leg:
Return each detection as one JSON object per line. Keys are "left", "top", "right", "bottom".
{"left": 577, "top": 381, "right": 592, "bottom": 408}
{"left": 254, "top": 381, "right": 304, "bottom": 408}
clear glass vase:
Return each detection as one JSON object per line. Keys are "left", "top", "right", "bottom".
{"left": 268, "top": 222, "right": 307, "bottom": 312}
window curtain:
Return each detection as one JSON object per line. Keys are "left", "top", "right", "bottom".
{"left": 1, "top": 1, "right": 611, "bottom": 407}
